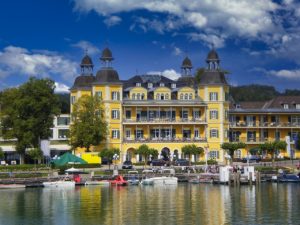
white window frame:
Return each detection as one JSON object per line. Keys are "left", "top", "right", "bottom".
{"left": 125, "top": 129, "right": 131, "bottom": 139}
{"left": 71, "top": 96, "right": 76, "bottom": 104}
{"left": 210, "top": 110, "right": 218, "bottom": 120}
{"left": 209, "top": 150, "right": 219, "bottom": 159}
{"left": 209, "top": 92, "right": 218, "bottom": 101}
{"left": 171, "top": 83, "right": 176, "bottom": 89}
{"left": 112, "top": 130, "right": 120, "bottom": 139}
{"left": 296, "top": 104, "right": 300, "bottom": 109}
{"left": 136, "top": 83, "right": 141, "bottom": 87}
{"left": 210, "top": 129, "right": 219, "bottom": 138}
{"left": 148, "top": 83, "right": 153, "bottom": 88}
{"left": 193, "top": 110, "right": 200, "bottom": 119}
{"left": 160, "top": 83, "right": 165, "bottom": 87}
{"left": 194, "top": 129, "right": 199, "bottom": 138}
{"left": 95, "top": 91, "right": 102, "bottom": 99}
{"left": 111, "top": 110, "right": 120, "bottom": 119}
{"left": 283, "top": 104, "right": 289, "bottom": 109}
{"left": 112, "top": 91, "right": 120, "bottom": 101}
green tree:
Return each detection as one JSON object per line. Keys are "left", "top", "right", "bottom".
{"left": 0, "top": 77, "right": 60, "bottom": 163}
{"left": 27, "top": 148, "right": 43, "bottom": 166}
{"left": 98, "top": 148, "right": 120, "bottom": 169}
{"left": 221, "top": 142, "right": 246, "bottom": 164}
{"left": 70, "top": 95, "right": 107, "bottom": 152}
{"left": 0, "top": 147, "right": 4, "bottom": 160}
{"left": 181, "top": 144, "right": 204, "bottom": 164}
{"left": 259, "top": 141, "right": 287, "bottom": 166}
{"left": 135, "top": 144, "right": 158, "bottom": 166}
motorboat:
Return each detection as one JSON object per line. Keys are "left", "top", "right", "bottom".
{"left": 127, "top": 171, "right": 140, "bottom": 185}
{"left": 141, "top": 169, "right": 178, "bottom": 185}
{"left": 277, "top": 174, "right": 300, "bottom": 183}
{"left": 0, "top": 184, "right": 26, "bottom": 189}
{"left": 43, "top": 180, "right": 75, "bottom": 188}
{"left": 110, "top": 175, "right": 128, "bottom": 186}
{"left": 85, "top": 180, "right": 110, "bottom": 186}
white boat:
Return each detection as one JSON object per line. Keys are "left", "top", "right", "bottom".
{"left": 141, "top": 176, "right": 178, "bottom": 185}
{"left": 127, "top": 171, "right": 140, "bottom": 185}
{"left": 0, "top": 184, "right": 26, "bottom": 189}
{"left": 85, "top": 180, "right": 110, "bottom": 186}
{"left": 43, "top": 180, "right": 75, "bottom": 188}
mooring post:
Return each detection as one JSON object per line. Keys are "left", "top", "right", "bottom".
{"left": 249, "top": 172, "right": 253, "bottom": 185}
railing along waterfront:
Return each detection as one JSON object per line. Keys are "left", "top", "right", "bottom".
{"left": 123, "top": 137, "right": 207, "bottom": 143}
{"left": 230, "top": 137, "right": 295, "bottom": 144}
{"left": 230, "top": 121, "right": 300, "bottom": 128}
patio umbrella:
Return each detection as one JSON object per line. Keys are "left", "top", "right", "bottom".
{"left": 52, "top": 152, "right": 87, "bottom": 166}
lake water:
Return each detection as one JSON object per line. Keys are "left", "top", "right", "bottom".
{"left": 0, "top": 183, "right": 299, "bottom": 225}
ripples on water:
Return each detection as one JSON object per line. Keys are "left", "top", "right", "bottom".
{"left": 0, "top": 183, "right": 299, "bottom": 225}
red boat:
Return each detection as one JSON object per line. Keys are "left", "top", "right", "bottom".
{"left": 110, "top": 175, "right": 128, "bottom": 186}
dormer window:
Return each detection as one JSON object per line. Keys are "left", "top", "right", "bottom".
{"left": 148, "top": 83, "right": 153, "bottom": 88}
{"left": 136, "top": 83, "right": 141, "bottom": 87}
{"left": 171, "top": 83, "right": 176, "bottom": 89}
{"left": 235, "top": 104, "right": 241, "bottom": 109}
{"left": 160, "top": 83, "right": 165, "bottom": 87}
{"left": 283, "top": 104, "right": 289, "bottom": 109}
{"left": 296, "top": 104, "right": 300, "bottom": 109}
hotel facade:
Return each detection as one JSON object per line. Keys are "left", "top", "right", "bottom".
{"left": 70, "top": 47, "right": 300, "bottom": 163}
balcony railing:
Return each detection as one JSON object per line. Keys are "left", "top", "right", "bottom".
{"left": 123, "top": 118, "right": 206, "bottom": 124}
{"left": 230, "top": 121, "right": 300, "bottom": 128}
{"left": 123, "top": 137, "right": 207, "bottom": 143}
{"left": 230, "top": 137, "right": 294, "bottom": 144}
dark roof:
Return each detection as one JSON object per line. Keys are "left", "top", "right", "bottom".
{"left": 230, "top": 101, "right": 266, "bottom": 110}
{"left": 206, "top": 49, "right": 220, "bottom": 62}
{"left": 264, "top": 96, "right": 300, "bottom": 109}
{"left": 181, "top": 57, "right": 192, "bottom": 69}
{"left": 176, "top": 76, "right": 196, "bottom": 88}
{"left": 80, "top": 55, "right": 93, "bottom": 67}
{"left": 123, "top": 75, "right": 174, "bottom": 89}
{"left": 95, "top": 68, "right": 120, "bottom": 83}
{"left": 71, "top": 75, "right": 95, "bottom": 89}
{"left": 100, "top": 48, "right": 113, "bottom": 61}
{"left": 198, "top": 71, "right": 227, "bottom": 85}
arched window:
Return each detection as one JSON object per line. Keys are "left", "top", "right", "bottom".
{"left": 156, "top": 93, "right": 160, "bottom": 100}
{"left": 180, "top": 94, "right": 183, "bottom": 100}
{"left": 165, "top": 94, "right": 169, "bottom": 100}
{"left": 160, "top": 94, "right": 164, "bottom": 100}
{"left": 141, "top": 94, "right": 145, "bottom": 100}
{"left": 132, "top": 93, "right": 136, "bottom": 100}
{"left": 185, "top": 94, "right": 188, "bottom": 100}
{"left": 137, "top": 93, "right": 140, "bottom": 100}
{"left": 189, "top": 93, "right": 192, "bottom": 100}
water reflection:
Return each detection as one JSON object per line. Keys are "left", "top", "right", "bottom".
{"left": 0, "top": 183, "right": 299, "bottom": 225}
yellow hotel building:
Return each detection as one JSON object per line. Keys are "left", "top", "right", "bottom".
{"left": 70, "top": 47, "right": 300, "bottom": 163}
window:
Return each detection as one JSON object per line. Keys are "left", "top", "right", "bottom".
{"left": 136, "top": 130, "right": 144, "bottom": 139}
{"left": 57, "top": 117, "right": 70, "bottom": 126}
{"left": 275, "top": 131, "right": 280, "bottom": 141}
{"left": 148, "top": 83, "right": 153, "bottom": 88}
{"left": 210, "top": 110, "right": 218, "bottom": 120}
{"left": 132, "top": 93, "right": 136, "bottom": 100}
{"left": 193, "top": 110, "right": 200, "bottom": 119}
{"left": 283, "top": 104, "right": 289, "bottom": 109}
{"left": 189, "top": 93, "right": 193, "bottom": 100}
{"left": 235, "top": 104, "right": 241, "bottom": 109}
{"left": 183, "top": 129, "right": 191, "bottom": 138}
{"left": 180, "top": 94, "right": 184, "bottom": 100}
{"left": 296, "top": 104, "right": 300, "bottom": 109}
{"left": 234, "top": 150, "right": 241, "bottom": 159}
{"left": 224, "top": 129, "right": 229, "bottom": 139}
{"left": 141, "top": 94, "right": 145, "bottom": 100}
{"left": 160, "top": 83, "right": 165, "bottom": 87}
{"left": 210, "top": 129, "right": 219, "bottom": 138}
{"left": 209, "top": 151, "right": 219, "bottom": 159}
{"left": 160, "top": 94, "right": 165, "bottom": 100}
{"left": 112, "top": 130, "right": 120, "bottom": 139}
{"left": 125, "top": 130, "right": 131, "bottom": 139}
{"left": 137, "top": 93, "right": 140, "bottom": 100}
{"left": 95, "top": 91, "right": 102, "bottom": 99}
{"left": 194, "top": 129, "right": 199, "bottom": 138}
{"left": 112, "top": 91, "right": 120, "bottom": 100}
{"left": 181, "top": 110, "right": 188, "bottom": 120}
{"left": 58, "top": 129, "right": 69, "bottom": 139}
{"left": 184, "top": 94, "right": 188, "bottom": 100}
{"left": 156, "top": 93, "right": 160, "bottom": 100}
{"left": 125, "top": 110, "right": 131, "bottom": 119}
{"left": 71, "top": 96, "right": 76, "bottom": 104}
{"left": 111, "top": 110, "right": 120, "bottom": 119}
{"left": 225, "top": 110, "right": 229, "bottom": 120}
{"left": 165, "top": 94, "right": 169, "bottom": 100}
{"left": 136, "top": 83, "right": 141, "bottom": 87}
{"left": 247, "top": 131, "right": 256, "bottom": 142}
{"left": 171, "top": 83, "right": 176, "bottom": 89}
{"left": 209, "top": 92, "right": 218, "bottom": 101}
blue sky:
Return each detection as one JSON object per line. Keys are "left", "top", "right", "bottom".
{"left": 0, "top": 0, "right": 300, "bottom": 92}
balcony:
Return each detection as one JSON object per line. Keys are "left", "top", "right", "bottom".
{"left": 123, "top": 117, "right": 207, "bottom": 124}
{"left": 123, "top": 137, "right": 207, "bottom": 143}
{"left": 230, "top": 137, "right": 294, "bottom": 144}
{"left": 230, "top": 121, "right": 300, "bottom": 128}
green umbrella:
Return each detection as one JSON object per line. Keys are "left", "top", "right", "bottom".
{"left": 52, "top": 152, "right": 87, "bottom": 166}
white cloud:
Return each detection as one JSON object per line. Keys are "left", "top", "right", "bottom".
{"left": 0, "top": 45, "right": 78, "bottom": 81}
{"left": 72, "top": 40, "right": 100, "bottom": 55}
{"left": 172, "top": 46, "right": 182, "bottom": 56}
{"left": 147, "top": 69, "right": 181, "bottom": 80}
{"left": 55, "top": 82, "right": 70, "bottom": 93}
{"left": 103, "top": 16, "right": 122, "bottom": 27}
{"left": 269, "top": 69, "right": 300, "bottom": 80}
{"left": 189, "top": 33, "right": 226, "bottom": 48}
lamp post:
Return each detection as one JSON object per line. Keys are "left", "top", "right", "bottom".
{"left": 113, "top": 153, "right": 119, "bottom": 176}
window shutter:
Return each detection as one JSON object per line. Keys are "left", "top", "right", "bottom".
{"left": 216, "top": 93, "right": 218, "bottom": 101}
{"left": 117, "top": 131, "right": 120, "bottom": 139}
{"left": 209, "top": 111, "right": 212, "bottom": 119}
{"left": 216, "top": 111, "right": 219, "bottom": 119}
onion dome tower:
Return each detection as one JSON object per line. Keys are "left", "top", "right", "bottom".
{"left": 95, "top": 47, "right": 120, "bottom": 83}
{"left": 80, "top": 53, "right": 94, "bottom": 75}
{"left": 181, "top": 56, "right": 193, "bottom": 76}
{"left": 206, "top": 48, "right": 220, "bottom": 71}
